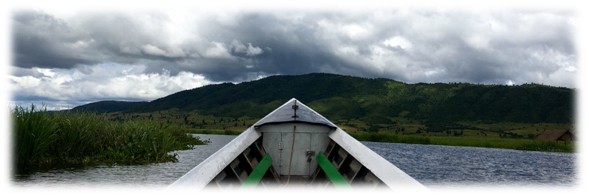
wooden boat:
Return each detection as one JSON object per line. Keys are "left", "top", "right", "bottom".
{"left": 170, "top": 98, "right": 426, "bottom": 190}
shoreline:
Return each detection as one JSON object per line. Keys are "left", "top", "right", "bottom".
{"left": 191, "top": 129, "right": 574, "bottom": 153}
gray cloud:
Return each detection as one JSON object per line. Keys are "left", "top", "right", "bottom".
{"left": 13, "top": 11, "right": 94, "bottom": 68}
{"left": 10, "top": 9, "right": 577, "bottom": 108}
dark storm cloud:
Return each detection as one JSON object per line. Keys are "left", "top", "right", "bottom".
{"left": 13, "top": 10, "right": 576, "bottom": 85}
{"left": 10, "top": 9, "right": 577, "bottom": 108}
{"left": 13, "top": 11, "right": 95, "bottom": 68}
{"left": 186, "top": 11, "right": 576, "bottom": 85}
{"left": 13, "top": 11, "right": 190, "bottom": 69}
{"left": 162, "top": 13, "right": 360, "bottom": 81}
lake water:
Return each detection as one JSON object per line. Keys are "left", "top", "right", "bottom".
{"left": 13, "top": 134, "right": 576, "bottom": 188}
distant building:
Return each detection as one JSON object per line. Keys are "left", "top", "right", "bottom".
{"left": 535, "top": 130, "right": 574, "bottom": 142}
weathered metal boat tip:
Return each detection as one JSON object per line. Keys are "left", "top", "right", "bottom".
{"left": 170, "top": 98, "right": 426, "bottom": 190}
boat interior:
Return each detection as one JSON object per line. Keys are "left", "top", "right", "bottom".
{"left": 207, "top": 136, "right": 386, "bottom": 188}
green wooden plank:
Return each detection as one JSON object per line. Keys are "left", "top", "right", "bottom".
{"left": 316, "top": 152, "right": 351, "bottom": 187}
{"left": 242, "top": 154, "right": 273, "bottom": 187}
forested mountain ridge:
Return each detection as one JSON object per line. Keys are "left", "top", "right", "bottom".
{"left": 72, "top": 73, "right": 573, "bottom": 124}
{"left": 71, "top": 100, "right": 148, "bottom": 113}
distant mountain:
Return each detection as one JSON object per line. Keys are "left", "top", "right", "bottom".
{"left": 72, "top": 73, "right": 574, "bottom": 124}
{"left": 71, "top": 100, "right": 148, "bottom": 113}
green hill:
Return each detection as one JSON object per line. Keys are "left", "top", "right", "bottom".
{"left": 73, "top": 73, "right": 573, "bottom": 125}
{"left": 71, "top": 100, "right": 148, "bottom": 113}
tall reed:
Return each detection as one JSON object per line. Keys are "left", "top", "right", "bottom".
{"left": 12, "top": 105, "right": 206, "bottom": 174}
{"left": 13, "top": 105, "right": 57, "bottom": 173}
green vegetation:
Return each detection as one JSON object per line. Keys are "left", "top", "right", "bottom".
{"left": 190, "top": 129, "right": 241, "bottom": 135}
{"left": 71, "top": 100, "right": 148, "bottom": 113}
{"left": 351, "top": 132, "right": 432, "bottom": 144}
{"left": 74, "top": 73, "right": 573, "bottom": 125}
{"left": 13, "top": 105, "right": 207, "bottom": 174}
{"left": 70, "top": 73, "right": 575, "bottom": 153}
{"left": 350, "top": 132, "right": 573, "bottom": 152}
{"left": 104, "top": 108, "right": 573, "bottom": 153}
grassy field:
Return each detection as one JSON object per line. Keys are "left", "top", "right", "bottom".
{"left": 190, "top": 128, "right": 242, "bottom": 135}
{"left": 187, "top": 126, "right": 573, "bottom": 153}
{"left": 103, "top": 109, "right": 575, "bottom": 153}
{"left": 12, "top": 105, "right": 207, "bottom": 174}
{"left": 350, "top": 132, "right": 573, "bottom": 152}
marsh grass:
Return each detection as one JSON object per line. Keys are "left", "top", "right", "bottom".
{"left": 12, "top": 105, "right": 207, "bottom": 174}
{"left": 351, "top": 132, "right": 431, "bottom": 144}
{"left": 190, "top": 129, "right": 241, "bottom": 135}
{"left": 351, "top": 132, "right": 573, "bottom": 153}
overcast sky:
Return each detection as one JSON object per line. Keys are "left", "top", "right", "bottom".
{"left": 8, "top": 6, "right": 578, "bottom": 109}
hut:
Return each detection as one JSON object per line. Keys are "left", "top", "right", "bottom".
{"left": 535, "top": 130, "right": 574, "bottom": 143}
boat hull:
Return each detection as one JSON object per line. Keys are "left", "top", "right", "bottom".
{"left": 170, "top": 98, "right": 426, "bottom": 190}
